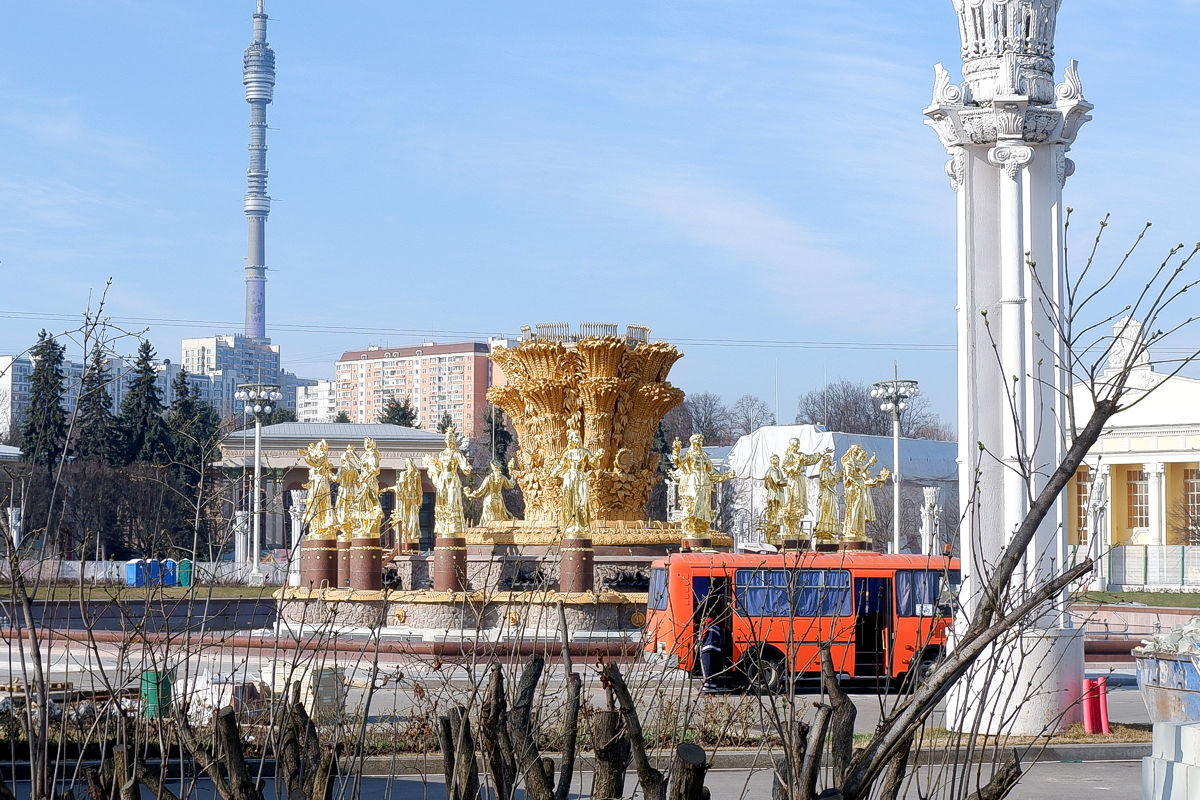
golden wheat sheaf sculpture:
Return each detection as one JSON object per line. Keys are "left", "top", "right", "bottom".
{"left": 488, "top": 335, "right": 684, "bottom": 524}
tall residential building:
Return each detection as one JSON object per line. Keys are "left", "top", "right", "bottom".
{"left": 0, "top": 352, "right": 226, "bottom": 440}
{"left": 181, "top": 333, "right": 281, "bottom": 414}
{"left": 296, "top": 379, "right": 337, "bottom": 423}
{"left": 334, "top": 341, "right": 509, "bottom": 436}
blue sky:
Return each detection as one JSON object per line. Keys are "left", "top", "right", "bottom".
{"left": 2, "top": 1, "right": 1198, "bottom": 426}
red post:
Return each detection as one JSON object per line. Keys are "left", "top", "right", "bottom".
{"left": 1097, "top": 676, "right": 1111, "bottom": 735}
{"left": 1081, "top": 678, "right": 1096, "bottom": 734}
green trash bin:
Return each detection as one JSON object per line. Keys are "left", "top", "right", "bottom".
{"left": 178, "top": 559, "right": 193, "bottom": 588}
{"left": 140, "top": 670, "right": 174, "bottom": 719}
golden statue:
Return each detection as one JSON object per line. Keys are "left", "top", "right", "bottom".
{"left": 298, "top": 439, "right": 337, "bottom": 539}
{"left": 762, "top": 454, "right": 786, "bottom": 545}
{"left": 466, "top": 461, "right": 517, "bottom": 525}
{"left": 550, "top": 431, "right": 602, "bottom": 537}
{"left": 814, "top": 452, "right": 843, "bottom": 545}
{"left": 384, "top": 458, "right": 424, "bottom": 545}
{"left": 425, "top": 427, "right": 473, "bottom": 537}
{"left": 672, "top": 433, "right": 734, "bottom": 535}
{"left": 841, "top": 444, "right": 891, "bottom": 542}
{"left": 487, "top": 329, "right": 684, "bottom": 524}
{"left": 334, "top": 444, "right": 362, "bottom": 540}
{"left": 356, "top": 437, "right": 383, "bottom": 537}
{"left": 780, "top": 440, "right": 827, "bottom": 540}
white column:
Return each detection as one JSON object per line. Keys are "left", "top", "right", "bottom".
{"left": 921, "top": 486, "right": 942, "bottom": 556}
{"left": 1146, "top": 462, "right": 1166, "bottom": 546}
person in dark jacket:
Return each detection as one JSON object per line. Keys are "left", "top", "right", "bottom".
{"left": 699, "top": 616, "right": 724, "bottom": 691}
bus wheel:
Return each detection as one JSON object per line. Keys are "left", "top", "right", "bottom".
{"left": 741, "top": 651, "right": 785, "bottom": 694}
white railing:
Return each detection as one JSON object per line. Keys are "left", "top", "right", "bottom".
{"left": 1069, "top": 544, "right": 1200, "bottom": 592}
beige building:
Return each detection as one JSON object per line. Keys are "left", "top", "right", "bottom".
{"left": 217, "top": 422, "right": 446, "bottom": 551}
{"left": 334, "top": 341, "right": 503, "bottom": 436}
{"left": 1067, "top": 329, "right": 1200, "bottom": 550}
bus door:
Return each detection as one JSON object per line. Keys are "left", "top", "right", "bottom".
{"left": 854, "top": 577, "right": 893, "bottom": 676}
{"left": 691, "top": 575, "right": 731, "bottom": 673}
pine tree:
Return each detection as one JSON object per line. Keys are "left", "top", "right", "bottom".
{"left": 20, "top": 330, "right": 68, "bottom": 467}
{"left": 166, "top": 370, "right": 222, "bottom": 535}
{"left": 437, "top": 411, "right": 454, "bottom": 433}
{"left": 73, "top": 342, "right": 118, "bottom": 464}
{"left": 116, "top": 340, "right": 170, "bottom": 465}
{"left": 334, "top": 411, "right": 351, "bottom": 423}
{"left": 379, "top": 395, "right": 418, "bottom": 427}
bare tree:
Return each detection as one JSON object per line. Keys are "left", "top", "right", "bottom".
{"left": 795, "top": 379, "right": 946, "bottom": 438}
{"left": 729, "top": 394, "right": 775, "bottom": 438}
{"left": 684, "top": 392, "right": 733, "bottom": 446}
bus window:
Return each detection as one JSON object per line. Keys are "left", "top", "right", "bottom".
{"left": 735, "top": 568, "right": 852, "bottom": 617}
{"left": 648, "top": 568, "right": 668, "bottom": 610}
{"left": 896, "top": 570, "right": 960, "bottom": 617}
{"left": 734, "top": 569, "right": 791, "bottom": 616}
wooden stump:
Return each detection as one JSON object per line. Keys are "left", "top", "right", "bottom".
{"left": 667, "top": 742, "right": 708, "bottom": 800}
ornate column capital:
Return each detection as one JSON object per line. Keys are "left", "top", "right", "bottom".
{"left": 988, "top": 144, "right": 1034, "bottom": 179}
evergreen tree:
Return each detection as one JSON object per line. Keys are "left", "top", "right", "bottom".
{"left": 270, "top": 407, "right": 297, "bottom": 423}
{"left": 379, "top": 395, "right": 418, "bottom": 427}
{"left": 166, "top": 369, "right": 221, "bottom": 482}
{"left": 116, "top": 340, "right": 170, "bottom": 465}
{"left": 333, "top": 411, "right": 351, "bottom": 423}
{"left": 20, "top": 330, "right": 68, "bottom": 467}
{"left": 437, "top": 411, "right": 454, "bottom": 433}
{"left": 73, "top": 342, "right": 118, "bottom": 464}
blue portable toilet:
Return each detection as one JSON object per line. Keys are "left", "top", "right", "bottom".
{"left": 125, "top": 559, "right": 145, "bottom": 587}
{"left": 160, "top": 559, "right": 178, "bottom": 587}
{"left": 178, "top": 559, "right": 194, "bottom": 588}
{"left": 144, "top": 559, "right": 161, "bottom": 586}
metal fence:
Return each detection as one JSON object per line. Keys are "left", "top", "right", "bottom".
{"left": 0, "top": 559, "right": 289, "bottom": 586}
{"left": 1068, "top": 544, "right": 1200, "bottom": 591}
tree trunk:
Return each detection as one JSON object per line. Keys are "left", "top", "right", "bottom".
{"left": 554, "top": 671, "right": 582, "bottom": 800}
{"left": 438, "top": 715, "right": 459, "bottom": 800}
{"left": 771, "top": 721, "right": 808, "bottom": 800}
{"left": 479, "top": 665, "right": 515, "bottom": 800}
{"left": 820, "top": 645, "right": 856, "bottom": 784}
{"left": 965, "top": 751, "right": 1022, "bottom": 800}
{"left": 112, "top": 745, "right": 139, "bottom": 800}
{"left": 510, "top": 655, "right": 555, "bottom": 800}
{"left": 797, "top": 705, "right": 832, "bottom": 800}
{"left": 450, "top": 705, "right": 482, "bottom": 800}
{"left": 216, "top": 706, "right": 263, "bottom": 800}
{"left": 876, "top": 735, "right": 912, "bottom": 800}
{"left": 667, "top": 743, "right": 708, "bottom": 800}
{"left": 591, "top": 710, "right": 631, "bottom": 800}
{"left": 601, "top": 663, "right": 665, "bottom": 800}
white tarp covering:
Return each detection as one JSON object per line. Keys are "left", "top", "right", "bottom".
{"left": 722, "top": 425, "right": 957, "bottom": 540}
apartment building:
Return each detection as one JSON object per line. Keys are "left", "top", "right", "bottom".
{"left": 296, "top": 380, "right": 337, "bottom": 423}
{"left": 334, "top": 341, "right": 501, "bottom": 436}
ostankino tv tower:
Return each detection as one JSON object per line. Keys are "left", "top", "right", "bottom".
{"left": 242, "top": 0, "right": 274, "bottom": 343}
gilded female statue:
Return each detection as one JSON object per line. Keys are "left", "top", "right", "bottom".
{"left": 356, "top": 437, "right": 383, "bottom": 537}
{"left": 466, "top": 460, "right": 516, "bottom": 525}
{"left": 762, "top": 454, "right": 786, "bottom": 544}
{"left": 814, "top": 452, "right": 843, "bottom": 544}
{"left": 424, "top": 427, "right": 473, "bottom": 536}
{"left": 298, "top": 439, "right": 337, "bottom": 539}
{"left": 334, "top": 445, "right": 361, "bottom": 540}
{"left": 675, "top": 434, "right": 734, "bottom": 535}
{"left": 841, "top": 444, "right": 890, "bottom": 542}
{"left": 384, "top": 459, "right": 425, "bottom": 545}
{"left": 781, "top": 439, "right": 826, "bottom": 537}
{"left": 551, "top": 430, "right": 602, "bottom": 537}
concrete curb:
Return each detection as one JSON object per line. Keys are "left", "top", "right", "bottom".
{"left": 348, "top": 742, "right": 1151, "bottom": 775}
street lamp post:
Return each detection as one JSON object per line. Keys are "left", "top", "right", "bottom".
{"left": 871, "top": 365, "right": 919, "bottom": 554}
{"left": 235, "top": 382, "right": 282, "bottom": 585}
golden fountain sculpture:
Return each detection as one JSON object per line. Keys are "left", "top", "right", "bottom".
{"left": 487, "top": 327, "right": 685, "bottom": 527}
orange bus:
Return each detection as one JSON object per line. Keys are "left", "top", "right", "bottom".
{"left": 644, "top": 550, "right": 960, "bottom": 691}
